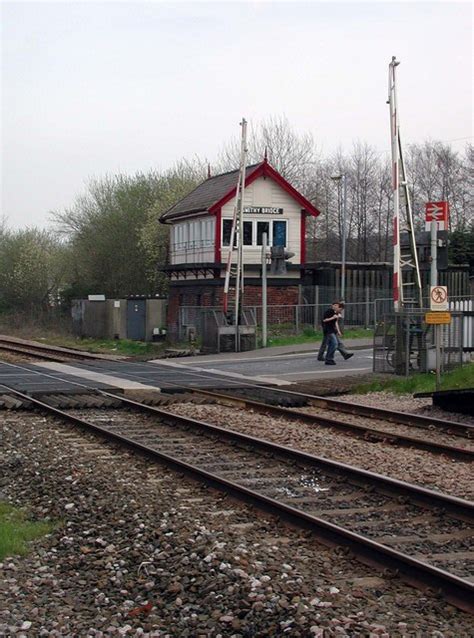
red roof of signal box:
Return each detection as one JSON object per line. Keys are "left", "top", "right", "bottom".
{"left": 160, "top": 159, "right": 321, "bottom": 222}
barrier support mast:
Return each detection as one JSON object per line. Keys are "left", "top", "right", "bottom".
{"left": 222, "top": 119, "right": 248, "bottom": 351}
{"left": 388, "top": 57, "right": 422, "bottom": 311}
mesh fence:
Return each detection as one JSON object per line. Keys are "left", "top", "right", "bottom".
{"left": 373, "top": 311, "right": 464, "bottom": 375}
{"left": 179, "top": 295, "right": 474, "bottom": 356}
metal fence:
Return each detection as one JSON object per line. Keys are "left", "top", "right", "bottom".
{"left": 373, "top": 311, "right": 465, "bottom": 376}
{"left": 178, "top": 295, "right": 474, "bottom": 351}
{"left": 179, "top": 301, "right": 377, "bottom": 341}
{"left": 449, "top": 298, "right": 473, "bottom": 351}
{"left": 179, "top": 300, "right": 387, "bottom": 342}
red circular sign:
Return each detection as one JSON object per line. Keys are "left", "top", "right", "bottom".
{"left": 431, "top": 287, "right": 447, "bottom": 304}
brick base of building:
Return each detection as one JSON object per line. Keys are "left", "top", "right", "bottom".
{"left": 167, "top": 280, "right": 300, "bottom": 342}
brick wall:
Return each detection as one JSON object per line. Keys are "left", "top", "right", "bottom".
{"left": 242, "top": 285, "right": 299, "bottom": 307}
{"left": 167, "top": 282, "right": 299, "bottom": 341}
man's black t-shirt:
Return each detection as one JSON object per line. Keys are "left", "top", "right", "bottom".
{"left": 322, "top": 308, "right": 337, "bottom": 335}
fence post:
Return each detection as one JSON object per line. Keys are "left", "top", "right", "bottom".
{"left": 365, "top": 286, "right": 370, "bottom": 328}
{"left": 178, "top": 307, "right": 184, "bottom": 341}
{"left": 295, "top": 305, "right": 300, "bottom": 334}
{"left": 313, "top": 286, "right": 320, "bottom": 330}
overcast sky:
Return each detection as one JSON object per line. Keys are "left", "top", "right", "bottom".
{"left": 1, "top": 1, "right": 472, "bottom": 229}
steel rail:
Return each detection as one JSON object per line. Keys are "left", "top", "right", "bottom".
{"left": 0, "top": 336, "right": 111, "bottom": 361}
{"left": 0, "top": 335, "right": 471, "bottom": 439}
{"left": 99, "top": 390, "right": 474, "bottom": 517}
{"left": 3, "top": 382, "right": 473, "bottom": 614}
{"left": 0, "top": 345, "right": 62, "bottom": 362}
{"left": 0, "top": 353, "right": 471, "bottom": 459}
{"left": 234, "top": 385, "right": 474, "bottom": 438}
{"left": 3, "top": 378, "right": 471, "bottom": 516}
{"left": 184, "top": 389, "right": 473, "bottom": 460}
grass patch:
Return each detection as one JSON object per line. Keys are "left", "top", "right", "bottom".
{"left": 354, "top": 362, "right": 474, "bottom": 395}
{"left": 34, "top": 329, "right": 373, "bottom": 355}
{"left": 265, "top": 327, "right": 373, "bottom": 348}
{"left": 0, "top": 503, "right": 56, "bottom": 560}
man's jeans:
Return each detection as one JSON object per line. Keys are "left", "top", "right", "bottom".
{"left": 318, "top": 334, "right": 349, "bottom": 359}
{"left": 325, "top": 333, "right": 338, "bottom": 361}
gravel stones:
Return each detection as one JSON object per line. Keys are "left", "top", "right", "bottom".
{"left": 0, "top": 411, "right": 472, "bottom": 635}
{"left": 169, "top": 399, "right": 473, "bottom": 499}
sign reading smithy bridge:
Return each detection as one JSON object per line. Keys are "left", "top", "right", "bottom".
{"left": 243, "top": 206, "right": 283, "bottom": 215}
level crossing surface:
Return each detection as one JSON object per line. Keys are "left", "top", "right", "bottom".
{"left": 164, "top": 348, "right": 374, "bottom": 382}
{"left": 0, "top": 341, "right": 373, "bottom": 394}
{"left": 0, "top": 360, "right": 254, "bottom": 394}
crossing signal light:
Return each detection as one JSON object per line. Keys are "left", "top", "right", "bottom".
{"left": 270, "top": 246, "right": 295, "bottom": 275}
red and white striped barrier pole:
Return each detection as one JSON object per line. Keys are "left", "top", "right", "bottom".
{"left": 388, "top": 57, "right": 401, "bottom": 312}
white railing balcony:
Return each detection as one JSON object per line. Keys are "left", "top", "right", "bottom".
{"left": 170, "top": 240, "right": 216, "bottom": 265}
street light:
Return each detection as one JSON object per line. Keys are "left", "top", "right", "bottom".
{"left": 330, "top": 174, "right": 347, "bottom": 301}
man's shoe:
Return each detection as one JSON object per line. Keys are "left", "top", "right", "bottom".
{"left": 317, "top": 357, "right": 325, "bottom": 361}
{"left": 343, "top": 353, "right": 354, "bottom": 360}
{"left": 325, "top": 360, "right": 336, "bottom": 365}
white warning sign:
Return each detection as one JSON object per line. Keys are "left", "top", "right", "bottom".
{"left": 430, "top": 286, "right": 448, "bottom": 311}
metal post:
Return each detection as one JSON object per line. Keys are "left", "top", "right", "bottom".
{"left": 234, "top": 118, "right": 248, "bottom": 352}
{"left": 430, "top": 219, "right": 438, "bottom": 288}
{"left": 262, "top": 232, "right": 268, "bottom": 348}
{"left": 365, "top": 286, "right": 370, "bottom": 328}
{"left": 387, "top": 57, "right": 422, "bottom": 312}
{"left": 341, "top": 174, "right": 347, "bottom": 301}
{"left": 314, "top": 285, "right": 319, "bottom": 330}
{"left": 405, "top": 317, "right": 410, "bottom": 377}
{"left": 435, "top": 324, "right": 441, "bottom": 390}
{"left": 430, "top": 218, "right": 440, "bottom": 386}
{"left": 388, "top": 57, "right": 401, "bottom": 312}
{"left": 331, "top": 174, "right": 346, "bottom": 301}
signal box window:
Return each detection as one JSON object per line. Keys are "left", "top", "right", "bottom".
{"left": 257, "top": 221, "right": 270, "bottom": 246}
{"left": 222, "top": 219, "right": 237, "bottom": 247}
{"left": 243, "top": 221, "right": 253, "bottom": 245}
{"left": 273, "top": 221, "right": 287, "bottom": 246}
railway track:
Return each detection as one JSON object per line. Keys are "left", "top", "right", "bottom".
{"left": 0, "top": 349, "right": 472, "bottom": 459}
{"left": 185, "top": 388, "right": 474, "bottom": 460}
{"left": 0, "top": 336, "right": 112, "bottom": 362}
{"left": 2, "top": 382, "right": 473, "bottom": 613}
{"left": 211, "top": 385, "right": 473, "bottom": 438}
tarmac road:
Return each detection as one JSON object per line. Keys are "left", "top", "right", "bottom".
{"left": 158, "top": 340, "right": 374, "bottom": 384}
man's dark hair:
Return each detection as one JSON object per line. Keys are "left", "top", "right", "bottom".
{"left": 338, "top": 301, "right": 345, "bottom": 309}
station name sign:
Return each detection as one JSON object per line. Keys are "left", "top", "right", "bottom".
{"left": 243, "top": 206, "right": 283, "bottom": 215}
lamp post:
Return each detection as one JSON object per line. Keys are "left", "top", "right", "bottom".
{"left": 331, "top": 174, "right": 347, "bottom": 301}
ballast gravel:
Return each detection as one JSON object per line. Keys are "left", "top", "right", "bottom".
{"left": 335, "top": 392, "right": 474, "bottom": 426}
{"left": 0, "top": 411, "right": 472, "bottom": 636}
{"left": 169, "top": 395, "right": 473, "bottom": 500}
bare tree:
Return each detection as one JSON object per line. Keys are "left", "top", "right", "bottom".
{"left": 217, "top": 115, "right": 318, "bottom": 193}
{"left": 406, "top": 141, "right": 473, "bottom": 232}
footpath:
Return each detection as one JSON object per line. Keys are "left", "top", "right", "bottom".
{"left": 181, "top": 337, "right": 374, "bottom": 364}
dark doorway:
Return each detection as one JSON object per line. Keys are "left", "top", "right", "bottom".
{"left": 127, "top": 300, "right": 146, "bottom": 340}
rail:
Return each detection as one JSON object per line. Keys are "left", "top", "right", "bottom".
{"left": 1, "top": 382, "right": 472, "bottom": 614}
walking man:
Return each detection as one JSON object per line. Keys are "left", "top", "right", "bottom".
{"left": 318, "top": 302, "right": 340, "bottom": 365}
{"left": 317, "top": 302, "right": 354, "bottom": 364}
